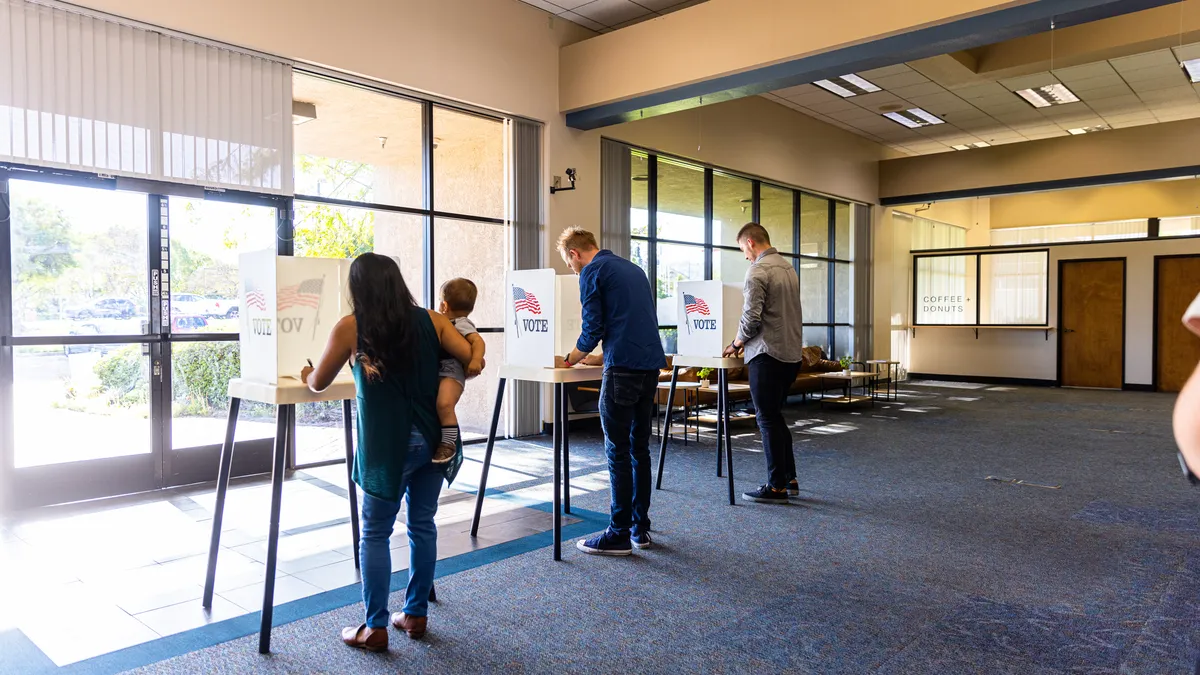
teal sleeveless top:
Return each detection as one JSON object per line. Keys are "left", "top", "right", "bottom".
{"left": 351, "top": 307, "right": 463, "bottom": 501}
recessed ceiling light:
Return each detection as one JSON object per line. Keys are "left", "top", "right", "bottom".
{"left": 1067, "top": 125, "right": 1110, "bottom": 135}
{"left": 1014, "top": 83, "right": 1080, "bottom": 108}
{"left": 814, "top": 74, "right": 882, "bottom": 98}
{"left": 950, "top": 141, "right": 991, "bottom": 151}
{"left": 883, "top": 108, "right": 945, "bottom": 128}
{"left": 1182, "top": 58, "right": 1200, "bottom": 83}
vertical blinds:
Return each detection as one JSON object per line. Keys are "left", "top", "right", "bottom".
{"left": 0, "top": 0, "right": 293, "bottom": 193}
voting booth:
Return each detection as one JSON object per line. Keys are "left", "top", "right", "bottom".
{"left": 504, "top": 268, "right": 590, "bottom": 367}
{"left": 237, "top": 250, "right": 353, "bottom": 384}
{"left": 675, "top": 280, "right": 743, "bottom": 357}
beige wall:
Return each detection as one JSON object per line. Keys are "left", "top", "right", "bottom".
{"left": 903, "top": 238, "right": 1200, "bottom": 385}
{"left": 988, "top": 178, "right": 1200, "bottom": 228}
{"left": 879, "top": 118, "right": 1200, "bottom": 200}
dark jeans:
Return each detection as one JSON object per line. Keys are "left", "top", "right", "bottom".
{"left": 598, "top": 368, "right": 659, "bottom": 538}
{"left": 748, "top": 354, "right": 801, "bottom": 489}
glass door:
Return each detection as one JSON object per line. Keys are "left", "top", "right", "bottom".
{"left": 2, "top": 176, "right": 161, "bottom": 508}
{"left": 162, "top": 195, "right": 281, "bottom": 487}
{"left": 0, "top": 174, "right": 284, "bottom": 509}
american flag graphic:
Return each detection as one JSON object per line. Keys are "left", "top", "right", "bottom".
{"left": 683, "top": 293, "right": 710, "bottom": 316}
{"left": 244, "top": 283, "right": 267, "bottom": 311}
{"left": 512, "top": 286, "right": 542, "bottom": 315}
{"left": 278, "top": 278, "right": 324, "bottom": 311}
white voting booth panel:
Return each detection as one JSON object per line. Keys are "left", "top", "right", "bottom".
{"left": 675, "top": 280, "right": 743, "bottom": 357}
{"left": 238, "top": 250, "right": 352, "bottom": 384}
{"left": 505, "top": 269, "right": 587, "bottom": 368}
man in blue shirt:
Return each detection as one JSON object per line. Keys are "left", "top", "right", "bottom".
{"left": 560, "top": 227, "right": 666, "bottom": 556}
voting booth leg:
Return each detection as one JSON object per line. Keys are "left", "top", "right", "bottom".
{"left": 561, "top": 384, "right": 571, "bottom": 515}
{"left": 470, "top": 378, "right": 507, "bottom": 538}
{"left": 716, "top": 371, "right": 725, "bottom": 478}
{"left": 722, "top": 370, "right": 735, "bottom": 506}
{"left": 552, "top": 384, "right": 563, "bottom": 561}
{"left": 655, "top": 367, "right": 679, "bottom": 490}
{"left": 342, "top": 399, "right": 361, "bottom": 570}
{"left": 202, "top": 397, "right": 241, "bottom": 609}
{"left": 259, "top": 404, "right": 292, "bottom": 654}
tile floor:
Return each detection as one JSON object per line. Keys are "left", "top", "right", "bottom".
{"left": 0, "top": 438, "right": 608, "bottom": 667}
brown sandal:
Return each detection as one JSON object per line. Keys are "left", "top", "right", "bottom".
{"left": 341, "top": 623, "right": 388, "bottom": 652}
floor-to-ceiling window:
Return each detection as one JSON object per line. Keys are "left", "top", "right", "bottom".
{"left": 1, "top": 34, "right": 517, "bottom": 507}
{"left": 627, "top": 147, "right": 856, "bottom": 359}
{"left": 290, "top": 73, "right": 511, "bottom": 463}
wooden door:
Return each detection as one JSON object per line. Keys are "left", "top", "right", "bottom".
{"left": 1156, "top": 256, "right": 1200, "bottom": 392}
{"left": 1060, "top": 259, "right": 1125, "bottom": 388}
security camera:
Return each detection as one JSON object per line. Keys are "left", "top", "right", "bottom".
{"left": 551, "top": 168, "right": 578, "bottom": 194}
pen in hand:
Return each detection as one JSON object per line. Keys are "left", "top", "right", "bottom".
{"left": 307, "top": 359, "right": 313, "bottom": 368}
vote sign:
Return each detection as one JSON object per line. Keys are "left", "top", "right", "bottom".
{"left": 675, "top": 280, "right": 743, "bottom": 357}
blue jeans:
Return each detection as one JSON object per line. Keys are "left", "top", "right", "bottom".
{"left": 359, "top": 431, "right": 443, "bottom": 628}
{"left": 598, "top": 368, "right": 659, "bottom": 539}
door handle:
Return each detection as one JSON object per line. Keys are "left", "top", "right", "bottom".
{"left": 1063, "top": 328, "right": 1076, "bottom": 333}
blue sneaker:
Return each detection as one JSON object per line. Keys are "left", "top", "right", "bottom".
{"left": 575, "top": 530, "right": 632, "bottom": 556}
{"left": 631, "top": 530, "right": 652, "bottom": 550}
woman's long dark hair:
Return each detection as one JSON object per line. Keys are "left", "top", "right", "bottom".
{"left": 349, "top": 253, "right": 418, "bottom": 381}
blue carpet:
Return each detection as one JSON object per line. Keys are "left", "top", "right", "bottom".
{"left": 94, "top": 387, "right": 1200, "bottom": 673}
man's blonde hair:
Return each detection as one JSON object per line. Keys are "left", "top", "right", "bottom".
{"left": 557, "top": 226, "right": 599, "bottom": 255}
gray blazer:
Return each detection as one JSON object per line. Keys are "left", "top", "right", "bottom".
{"left": 736, "top": 248, "right": 805, "bottom": 364}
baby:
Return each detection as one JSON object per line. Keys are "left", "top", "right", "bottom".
{"left": 434, "top": 278, "right": 486, "bottom": 463}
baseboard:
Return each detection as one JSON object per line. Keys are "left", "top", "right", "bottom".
{"left": 907, "top": 373, "right": 1056, "bottom": 388}
{"left": 1122, "top": 383, "right": 1155, "bottom": 392}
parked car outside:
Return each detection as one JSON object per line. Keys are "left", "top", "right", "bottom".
{"left": 171, "top": 315, "right": 209, "bottom": 332}
{"left": 206, "top": 296, "right": 239, "bottom": 318}
{"left": 172, "top": 293, "right": 215, "bottom": 317}
{"left": 65, "top": 298, "right": 137, "bottom": 320}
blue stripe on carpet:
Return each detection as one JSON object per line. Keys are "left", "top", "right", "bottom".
{"left": 0, "top": 498, "right": 609, "bottom": 675}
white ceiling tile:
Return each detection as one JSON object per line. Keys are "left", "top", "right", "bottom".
{"left": 847, "top": 91, "right": 910, "bottom": 111}
{"left": 1075, "top": 83, "right": 1135, "bottom": 100}
{"left": 806, "top": 99, "right": 862, "bottom": 114}
{"left": 1151, "top": 102, "right": 1200, "bottom": 114}
{"left": 572, "top": 0, "right": 652, "bottom": 26}
{"left": 889, "top": 82, "right": 947, "bottom": 99}
{"left": 905, "top": 92, "right": 977, "bottom": 115}
{"left": 785, "top": 89, "right": 845, "bottom": 106}
{"left": 1137, "top": 86, "right": 1198, "bottom": 103}
{"left": 1067, "top": 77, "right": 1129, "bottom": 94}
{"left": 1111, "top": 49, "right": 1178, "bottom": 73}
{"left": 1024, "top": 130, "right": 1069, "bottom": 139}
{"left": 869, "top": 71, "right": 930, "bottom": 90}
{"left": 773, "top": 84, "right": 819, "bottom": 99}
{"left": 634, "top": 0, "right": 702, "bottom": 10}
{"left": 973, "top": 100, "right": 1032, "bottom": 116}
{"left": 1052, "top": 62, "right": 1119, "bottom": 81}
{"left": 559, "top": 10, "right": 605, "bottom": 30}
{"left": 518, "top": 0, "right": 572, "bottom": 13}
{"left": 1110, "top": 118, "right": 1159, "bottom": 128}
{"left": 947, "top": 81, "right": 1010, "bottom": 99}
{"left": 1156, "top": 111, "right": 1200, "bottom": 122}
{"left": 998, "top": 72, "right": 1058, "bottom": 91}
{"left": 1100, "top": 111, "right": 1157, "bottom": 122}
{"left": 1173, "top": 43, "right": 1200, "bottom": 62}
{"left": 1129, "top": 75, "right": 1190, "bottom": 92}
{"left": 857, "top": 64, "right": 914, "bottom": 80}
{"left": 1038, "top": 102, "right": 1097, "bottom": 118}
{"left": 991, "top": 108, "right": 1047, "bottom": 123}
{"left": 1053, "top": 118, "right": 1105, "bottom": 131}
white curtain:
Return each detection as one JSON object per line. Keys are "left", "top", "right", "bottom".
{"left": 0, "top": 0, "right": 292, "bottom": 193}
{"left": 1161, "top": 216, "right": 1200, "bottom": 237}
{"left": 900, "top": 212, "right": 967, "bottom": 250}
{"left": 990, "top": 219, "right": 1146, "bottom": 245}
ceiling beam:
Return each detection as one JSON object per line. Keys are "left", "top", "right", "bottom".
{"left": 562, "top": 0, "right": 1179, "bottom": 131}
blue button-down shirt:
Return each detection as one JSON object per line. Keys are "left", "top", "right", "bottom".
{"left": 576, "top": 250, "right": 666, "bottom": 371}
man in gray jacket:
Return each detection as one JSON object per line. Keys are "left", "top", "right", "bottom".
{"left": 723, "top": 223, "right": 806, "bottom": 504}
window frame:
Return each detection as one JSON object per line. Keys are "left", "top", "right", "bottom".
{"left": 627, "top": 146, "right": 856, "bottom": 356}
{"left": 911, "top": 248, "right": 1051, "bottom": 327}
